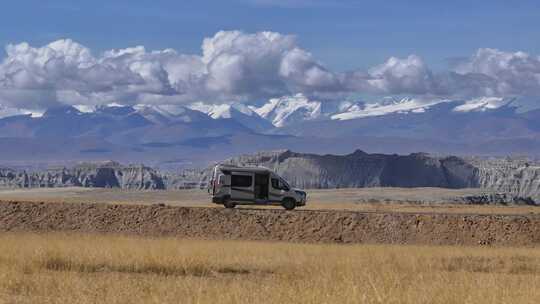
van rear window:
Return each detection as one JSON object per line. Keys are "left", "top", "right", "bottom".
{"left": 231, "top": 175, "right": 252, "bottom": 187}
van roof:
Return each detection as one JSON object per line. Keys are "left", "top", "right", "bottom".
{"left": 215, "top": 164, "right": 272, "bottom": 174}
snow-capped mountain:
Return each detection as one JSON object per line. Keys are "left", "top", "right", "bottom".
{"left": 134, "top": 105, "right": 210, "bottom": 124}
{"left": 252, "top": 94, "right": 323, "bottom": 127}
{"left": 0, "top": 105, "right": 42, "bottom": 119}
{"left": 279, "top": 95, "right": 540, "bottom": 145}
{"left": 330, "top": 96, "right": 540, "bottom": 120}
{"left": 331, "top": 97, "right": 451, "bottom": 120}
{"left": 189, "top": 102, "right": 274, "bottom": 132}
{"left": 452, "top": 97, "right": 514, "bottom": 112}
{"left": 1, "top": 95, "right": 540, "bottom": 166}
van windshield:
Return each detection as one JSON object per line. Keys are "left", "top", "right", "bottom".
{"left": 272, "top": 177, "right": 290, "bottom": 191}
{"left": 280, "top": 178, "right": 290, "bottom": 190}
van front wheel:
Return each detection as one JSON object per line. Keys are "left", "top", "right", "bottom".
{"left": 282, "top": 198, "right": 296, "bottom": 210}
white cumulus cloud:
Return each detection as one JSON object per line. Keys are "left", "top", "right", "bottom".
{"left": 453, "top": 48, "right": 540, "bottom": 96}
{"left": 365, "top": 55, "right": 435, "bottom": 95}
{"left": 1, "top": 31, "right": 540, "bottom": 112}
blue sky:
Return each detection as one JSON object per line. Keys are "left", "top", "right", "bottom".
{"left": 1, "top": 0, "right": 540, "bottom": 110}
{"left": 1, "top": 0, "right": 539, "bottom": 71}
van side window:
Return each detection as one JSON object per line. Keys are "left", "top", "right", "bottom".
{"left": 218, "top": 174, "right": 225, "bottom": 185}
{"left": 231, "top": 175, "right": 252, "bottom": 187}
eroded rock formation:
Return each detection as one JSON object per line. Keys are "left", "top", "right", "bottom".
{"left": 0, "top": 161, "right": 164, "bottom": 190}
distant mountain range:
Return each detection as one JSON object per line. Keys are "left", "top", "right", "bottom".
{"left": 1, "top": 95, "right": 540, "bottom": 167}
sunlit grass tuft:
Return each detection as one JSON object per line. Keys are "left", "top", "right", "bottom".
{"left": 438, "top": 255, "right": 540, "bottom": 274}
{"left": 39, "top": 254, "right": 257, "bottom": 277}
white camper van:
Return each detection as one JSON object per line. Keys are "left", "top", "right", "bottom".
{"left": 208, "top": 164, "right": 307, "bottom": 210}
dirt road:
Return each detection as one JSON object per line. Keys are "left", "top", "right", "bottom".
{"left": 1, "top": 200, "right": 539, "bottom": 247}
{"left": 1, "top": 187, "right": 538, "bottom": 215}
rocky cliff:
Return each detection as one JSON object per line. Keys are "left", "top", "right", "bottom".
{"left": 472, "top": 158, "right": 540, "bottom": 202}
{"left": 212, "top": 150, "right": 479, "bottom": 189}
{"left": 199, "top": 150, "right": 538, "bottom": 204}
{"left": 0, "top": 161, "right": 164, "bottom": 190}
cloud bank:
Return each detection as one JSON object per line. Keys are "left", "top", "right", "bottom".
{"left": 1, "top": 30, "right": 540, "bottom": 110}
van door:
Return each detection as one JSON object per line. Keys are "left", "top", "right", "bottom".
{"left": 230, "top": 172, "right": 254, "bottom": 201}
{"left": 254, "top": 173, "right": 269, "bottom": 201}
{"left": 269, "top": 174, "right": 285, "bottom": 202}
{"left": 215, "top": 173, "right": 230, "bottom": 196}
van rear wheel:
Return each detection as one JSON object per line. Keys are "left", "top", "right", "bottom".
{"left": 223, "top": 198, "right": 236, "bottom": 209}
{"left": 282, "top": 198, "right": 296, "bottom": 210}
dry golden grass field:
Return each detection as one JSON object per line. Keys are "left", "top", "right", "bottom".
{"left": 0, "top": 232, "right": 539, "bottom": 304}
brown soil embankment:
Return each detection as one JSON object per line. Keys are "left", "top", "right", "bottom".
{"left": 1, "top": 201, "right": 539, "bottom": 247}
